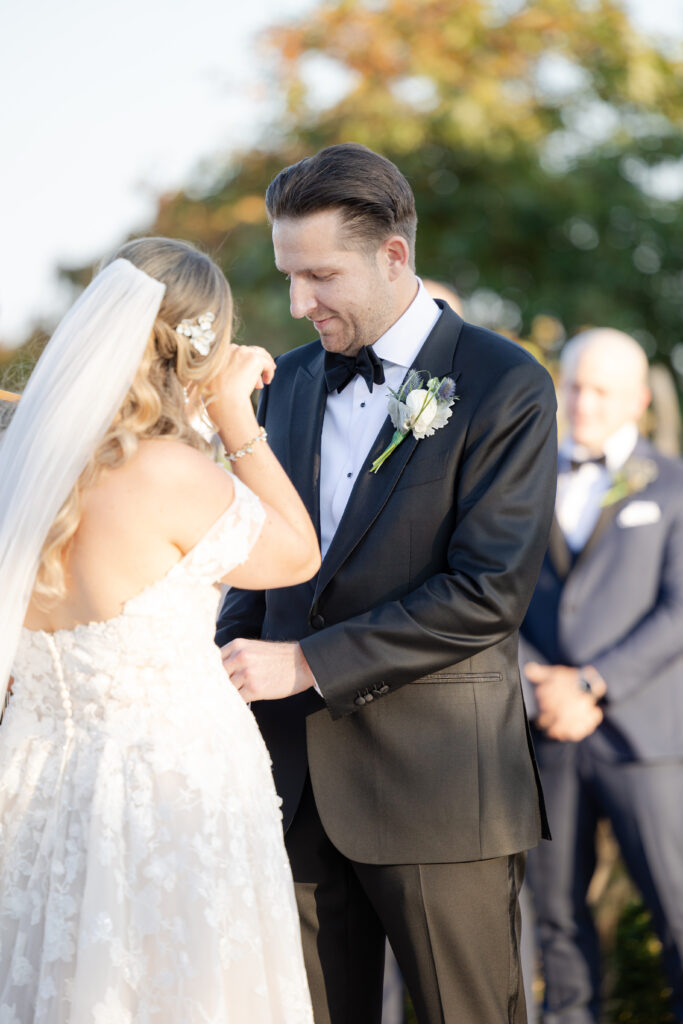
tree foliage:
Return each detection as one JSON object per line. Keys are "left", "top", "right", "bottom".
{"left": 0, "top": 330, "right": 48, "bottom": 393}
{"left": 12, "top": 0, "right": 683, "bottom": 377}
{"left": 139, "top": 0, "right": 683, "bottom": 375}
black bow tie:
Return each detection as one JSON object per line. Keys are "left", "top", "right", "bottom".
{"left": 323, "top": 346, "right": 385, "bottom": 394}
{"left": 570, "top": 454, "right": 607, "bottom": 471}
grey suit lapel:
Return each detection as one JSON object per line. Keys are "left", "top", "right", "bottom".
{"left": 548, "top": 516, "right": 574, "bottom": 580}
{"left": 567, "top": 437, "right": 653, "bottom": 571}
{"left": 313, "top": 302, "right": 463, "bottom": 601}
{"left": 550, "top": 508, "right": 623, "bottom": 580}
{"left": 573, "top": 502, "right": 622, "bottom": 568}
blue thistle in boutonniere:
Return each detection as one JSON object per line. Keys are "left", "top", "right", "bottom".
{"left": 370, "top": 370, "right": 458, "bottom": 473}
{"left": 601, "top": 455, "right": 658, "bottom": 508}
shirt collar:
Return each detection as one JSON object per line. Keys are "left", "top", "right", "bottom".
{"left": 559, "top": 421, "right": 640, "bottom": 473}
{"left": 603, "top": 422, "right": 639, "bottom": 471}
{"left": 373, "top": 278, "right": 441, "bottom": 371}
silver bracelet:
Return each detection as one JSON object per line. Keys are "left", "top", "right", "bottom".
{"left": 225, "top": 427, "right": 268, "bottom": 462}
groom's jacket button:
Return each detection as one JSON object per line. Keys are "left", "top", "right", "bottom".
{"left": 364, "top": 692, "right": 374, "bottom": 702}
{"left": 310, "top": 613, "right": 325, "bottom": 630}
{"left": 354, "top": 695, "right": 366, "bottom": 706}
{"left": 378, "top": 685, "right": 390, "bottom": 694}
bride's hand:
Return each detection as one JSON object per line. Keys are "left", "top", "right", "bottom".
{"left": 205, "top": 344, "right": 276, "bottom": 431}
{"left": 209, "top": 343, "right": 276, "bottom": 399}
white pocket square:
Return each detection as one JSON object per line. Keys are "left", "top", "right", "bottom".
{"left": 617, "top": 500, "right": 661, "bottom": 527}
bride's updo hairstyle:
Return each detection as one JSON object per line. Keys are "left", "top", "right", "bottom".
{"left": 110, "top": 237, "right": 233, "bottom": 452}
{"left": 36, "top": 237, "right": 233, "bottom": 600}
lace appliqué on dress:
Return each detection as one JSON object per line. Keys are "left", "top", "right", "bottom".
{"left": 0, "top": 478, "right": 313, "bottom": 1023}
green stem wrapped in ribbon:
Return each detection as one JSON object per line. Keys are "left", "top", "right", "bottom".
{"left": 370, "top": 429, "right": 408, "bottom": 473}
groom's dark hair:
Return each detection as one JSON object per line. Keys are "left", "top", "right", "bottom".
{"left": 265, "top": 143, "right": 417, "bottom": 267}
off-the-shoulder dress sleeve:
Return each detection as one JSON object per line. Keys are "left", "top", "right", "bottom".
{"left": 173, "top": 475, "right": 266, "bottom": 585}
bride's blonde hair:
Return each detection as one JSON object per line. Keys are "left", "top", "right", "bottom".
{"left": 35, "top": 237, "right": 233, "bottom": 600}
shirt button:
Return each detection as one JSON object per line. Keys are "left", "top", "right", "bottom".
{"left": 347, "top": 472, "right": 353, "bottom": 478}
{"left": 360, "top": 402, "right": 366, "bottom": 408}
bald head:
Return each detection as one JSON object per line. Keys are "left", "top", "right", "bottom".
{"left": 560, "top": 328, "right": 651, "bottom": 453}
{"left": 561, "top": 328, "right": 649, "bottom": 388}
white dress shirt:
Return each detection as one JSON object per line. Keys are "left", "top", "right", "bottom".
{"left": 556, "top": 421, "right": 639, "bottom": 551}
{"left": 319, "top": 279, "right": 441, "bottom": 558}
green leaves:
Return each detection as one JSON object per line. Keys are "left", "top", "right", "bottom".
{"left": 14, "top": 0, "right": 680, "bottom": 396}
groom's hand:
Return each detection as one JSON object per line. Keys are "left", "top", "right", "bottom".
{"left": 221, "top": 638, "right": 316, "bottom": 702}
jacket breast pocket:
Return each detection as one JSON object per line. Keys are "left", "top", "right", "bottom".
{"left": 394, "top": 451, "right": 449, "bottom": 491}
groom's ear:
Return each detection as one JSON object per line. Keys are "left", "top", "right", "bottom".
{"left": 380, "top": 234, "right": 412, "bottom": 281}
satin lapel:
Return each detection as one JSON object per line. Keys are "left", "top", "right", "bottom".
{"left": 548, "top": 516, "right": 573, "bottom": 580}
{"left": 573, "top": 501, "right": 622, "bottom": 568}
{"left": 573, "top": 437, "right": 653, "bottom": 568}
{"left": 313, "top": 422, "right": 420, "bottom": 600}
{"left": 287, "top": 353, "right": 327, "bottom": 539}
{"left": 314, "top": 302, "right": 463, "bottom": 601}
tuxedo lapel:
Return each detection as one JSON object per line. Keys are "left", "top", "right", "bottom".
{"left": 313, "top": 422, "right": 420, "bottom": 600}
{"left": 552, "top": 488, "right": 625, "bottom": 577}
{"left": 574, "top": 502, "right": 622, "bottom": 567}
{"left": 548, "top": 516, "right": 573, "bottom": 580}
{"left": 287, "top": 352, "right": 327, "bottom": 539}
{"left": 568, "top": 438, "right": 652, "bottom": 569}
{"left": 549, "top": 504, "right": 620, "bottom": 582}
{"left": 314, "top": 302, "right": 462, "bottom": 601}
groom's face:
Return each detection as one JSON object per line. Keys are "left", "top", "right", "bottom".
{"left": 272, "top": 209, "right": 398, "bottom": 356}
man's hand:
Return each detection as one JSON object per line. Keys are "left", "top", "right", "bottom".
{"left": 538, "top": 696, "right": 603, "bottom": 742}
{"left": 221, "top": 638, "right": 316, "bottom": 702}
{"left": 525, "top": 662, "right": 604, "bottom": 742}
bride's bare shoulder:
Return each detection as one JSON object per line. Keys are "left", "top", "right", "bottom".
{"left": 85, "top": 439, "right": 236, "bottom": 552}
{"left": 132, "top": 438, "right": 227, "bottom": 485}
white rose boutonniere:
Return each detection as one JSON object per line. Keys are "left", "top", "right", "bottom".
{"left": 370, "top": 370, "right": 458, "bottom": 473}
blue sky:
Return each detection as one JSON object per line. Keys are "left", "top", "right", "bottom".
{"left": 1, "top": 0, "right": 681, "bottom": 344}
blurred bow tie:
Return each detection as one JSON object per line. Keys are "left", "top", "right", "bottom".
{"left": 569, "top": 453, "right": 607, "bottom": 472}
{"left": 324, "top": 346, "right": 385, "bottom": 394}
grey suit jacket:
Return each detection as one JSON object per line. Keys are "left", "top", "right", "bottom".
{"left": 219, "top": 304, "right": 557, "bottom": 863}
{"left": 520, "top": 437, "right": 683, "bottom": 761}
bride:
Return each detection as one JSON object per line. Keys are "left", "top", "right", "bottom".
{"left": 0, "top": 238, "right": 319, "bottom": 1022}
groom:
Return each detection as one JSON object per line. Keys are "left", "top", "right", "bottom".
{"left": 217, "top": 143, "right": 557, "bottom": 1023}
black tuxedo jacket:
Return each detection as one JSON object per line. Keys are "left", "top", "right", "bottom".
{"left": 217, "top": 303, "right": 557, "bottom": 864}
{"left": 520, "top": 437, "right": 683, "bottom": 762}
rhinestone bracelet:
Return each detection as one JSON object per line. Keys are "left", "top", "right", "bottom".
{"left": 225, "top": 427, "right": 268, "bottom": 462}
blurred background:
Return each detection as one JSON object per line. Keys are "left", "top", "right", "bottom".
{"left": 2, "top": 0, "right": 683, "bottom": 390}
{"left": 2, "top": 0, "right": 683, "bottom": 1017}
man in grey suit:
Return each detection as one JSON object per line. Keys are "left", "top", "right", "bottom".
{"left": 218, "top": 143, "right": 557, "bottom": 1023}
{"left": 520, "top": 328, "right": 683, "bottom": 1023}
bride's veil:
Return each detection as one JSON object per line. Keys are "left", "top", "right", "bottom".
{"left": 0, "top": 259, "right": 165, "bottom": 704}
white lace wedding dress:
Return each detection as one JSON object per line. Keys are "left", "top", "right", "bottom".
{"left": 0, "top": 478, "right": 313, "bottom": 1024}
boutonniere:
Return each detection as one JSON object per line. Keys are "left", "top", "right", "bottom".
{"left": 370, "top": 370, "right": 458, "bottom": 474}
{"left": 601, "top": 455, "right": 658, "bottom": 508}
